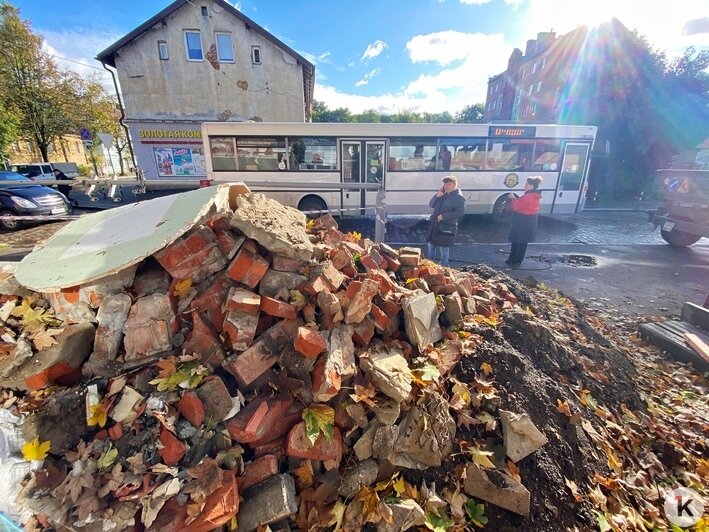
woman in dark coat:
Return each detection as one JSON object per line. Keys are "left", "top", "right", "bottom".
{"left": 506, "top": 176, "right": 543, "bottom": 267}
{"left": 426, "top": 175, "right": 466, "bottom": 267}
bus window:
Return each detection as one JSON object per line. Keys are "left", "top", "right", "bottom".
{"left": 532, "top": 140, "right": 561, "bottom": 171}
{"left": 210, "top": 137, "right": 237, "bottom": 171}
{"left": 389, "top": 138, "right": 437, "bottom": 171}
{"left": 449, "top": 139, "right": 486, "bottom": 171}
{"left": 288, "top": 137, "right": 337, "bottom": 170}
{"left": 234, "top": 137, "right": 287, "bottom": 171}
{"left": 485, "top": 139, "right": 534, "bottom": 171}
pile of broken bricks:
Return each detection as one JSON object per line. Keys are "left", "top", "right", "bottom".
{"left": 0, "top": 190, "right": 549, "bottom": 531}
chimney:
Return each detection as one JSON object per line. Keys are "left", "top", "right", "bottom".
{"left": 507, "top": 48, "right": 523, "bottom": 69}
{"left": 536, "top": 31, "right": 556, "bottom": 51}
{"left": 525, "top": 39, "right": 537, "bottom": 56}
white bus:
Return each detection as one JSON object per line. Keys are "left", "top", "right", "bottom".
{"left": 201, "top": 122, "right": 597, "bottom": 220}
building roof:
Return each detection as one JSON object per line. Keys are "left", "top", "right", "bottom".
{"left": 95, "top": 0, "right": 315, "bottom": 116}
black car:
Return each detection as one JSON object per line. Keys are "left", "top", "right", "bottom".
{"left": 0, "top": 171, "right": 71, "bottom": 231}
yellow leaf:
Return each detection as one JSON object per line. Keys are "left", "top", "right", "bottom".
{"left": 393, "top": 475, "right": 406, "bottom": 497}
{"left": 480, "top": 362, "right": 493, "bottom": 375}
{"left": 22, "top": 437, "right": 51, "bottom": 461}
{"left": 173, "top": 278, "right": 193, "bottom": 299}
{"left": 556, "top": 399, "right": 572, "bottom": 417}
{"left": 469, "top": 447, "right": 496, "bottom": 469}
{"left": 302, "top": 404, "right": 335, "bottom": 444}
{"left": 88, "top": 402, "right": 108, "bottom": 428}
{"left": 327, "top": 500, "right": 346, "bottom": 532}
{"left": 602, "top": 445, "right": 623, "bottom": 474}
{"left": 506, "top": 460, "right": 521, "bottom": 481}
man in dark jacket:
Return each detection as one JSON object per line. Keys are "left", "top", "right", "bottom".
{"left": 426, "top": 175, "right": 466, "bottom": 267}
{"left": 53, "top": 168, "right": 77, "bottom": 207}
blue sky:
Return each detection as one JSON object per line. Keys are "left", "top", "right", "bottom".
{"left": 14, "top": 0, "right": 709, "bottom": 114}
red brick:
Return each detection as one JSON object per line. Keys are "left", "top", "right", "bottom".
{"left": 250, "top": 404, "right": 303, "bottom": 447}
{"left": 182, "top": 311, "right": 226, "bottom": 368}
{"left": 285, "top": 422, "right": 343, "bottom": 465}
{"left": 341, "top": 264, "right": 357, "bottom": 278}
{"left": 123, "top": 293, "right": 176, "bottom": 361}
{"left": 191, "top": 275, "right": 233, "bottom": 333}
{"left": 159, "top": 428, "right": 186, "bottom": 465}
{"left": 312, "top": 213, "right": 339, "bottom": 231}
{"left": 206, "top": 213, "right": 231, "bottom": 233}
{"left": 303, "top": 274, "right": 332, "bottom": 297}
{"left": 224, "top": 287, "right": 261, "bottom": 314}
{"left": 320, "top": 261, "right": 345, "bottom": 291}
{"left": 368, "top": 270, "right": 399, "bottom": 295}
{"left": 25, "top": 362, "right": 79, "bottom": 390}
{"left": 317, "top": 291, "right": 341, "bottom": 316}
{"left": 311, "top": 355, "right": 341, "bottom": 402}
{"left": 239, "top": 455, "right": 279, "bottom": 490}
{"left": 252, "top": 439, "right": 284, "bottom": 459}
{"left": 344, "top": 279, "right": 379, "bottom": 324}
{"left": 369, "top": 304, "right": 390, "bottom": 331}
{"left": 196, "top": 377, "right": 234, "bottom": 423}
{"left": 345, "top": 280, "right": 363, "bottom": 300}
{"left": 227, "top": 396, "right": 294, "bottom": 443}
{"left": 272, "top": 255, "right": 307, "bottom": 273}
{"left": 375, "top": 296, "right": 402, "bottom": 317}
{"left": 423, "top": 273, "right": 447, "bottom": 287}
{"left": 358, "top": 254, "right": 379, "bottom": 271}
{"left": 352, "top": 316, "right": 375, "bottom": 346}
{"left": 223, "top": 339, "right": 278, "bottom": 388}
{"left": 323, "top": 229, "right": 344, "bottom": 247}
{"left": 186, "top": 470, "right": 239, "bottom": 532}
{"left": 215, "top": 230, "right": 245, "bottom": 260}
{"left": 302, "top": 304, "right": 317, "bottom": 324}
{"left": 222, "top": 310, "right": 259, "bottom": 351}
{"left": 330, "top": 248, "right": 352, "bottom": 271}
{"left": 178, "top": 391, "right": 205, "bottom": 427}
{"left": 399, "top": 248, "right": 422, "bottom": 267}
{"left": 155, "top": 226, "right": 227, "bottom": 281}
{"left": 260, "top": 296, "right": 298, "bottom": 320}
{"left": 294, "top": 327, "right": 327, "bottom": 358}
{"left": 226, "top": 248, "right": 270, "bottom": 288}
{"left": 108, "top": 423, "right": 123, "bottom": 441}
{"left": 256, "top": 314, "right": 274, "bottom": 336}
{"left": 386, "top": 256, "right": 401, "bottom": 273}
{"left": 433, "top": 284, "right": 459, "bottom": 296}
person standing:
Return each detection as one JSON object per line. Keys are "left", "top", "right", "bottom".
{"left": 506, "top": 176, "right": 543, "bottom": 267}
{"left": 426, "top": 175, "right": 465, "bottom": 267}
{"left": 53, "top": 168, "right": 77, "bottom": 207}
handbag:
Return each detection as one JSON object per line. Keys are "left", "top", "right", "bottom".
{"left": 437, "top": 221, "right": 457, "bottom": 236}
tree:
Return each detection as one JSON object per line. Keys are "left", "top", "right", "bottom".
{"left": 456, "top": 104, "right": 485, "bottom": 123}
{"left": 354, "top": 109, "right": 381, "bottom": 123}
{"left": 311, "top": 100, "right": 352, "bottom": 122}
{"left": 0, "top": 101, "right": 18, "bottom": 164}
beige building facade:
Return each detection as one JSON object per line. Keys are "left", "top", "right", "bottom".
{"left": 96, "top": 0, "right": 314, "bottom": 180}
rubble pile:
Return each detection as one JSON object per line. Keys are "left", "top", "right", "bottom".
{"left": 0, "top": 187, "right": 706, "bottom": 531}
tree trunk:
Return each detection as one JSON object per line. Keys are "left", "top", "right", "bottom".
{"left": 59, "top": 136, "right": 69, "bottom": 162}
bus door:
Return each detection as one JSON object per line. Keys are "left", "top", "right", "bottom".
{"left": 551, "top": 142, "right": 590, "bottom": 213}
{"left": 340, "top": 140, "right": 386, "bottom": 216}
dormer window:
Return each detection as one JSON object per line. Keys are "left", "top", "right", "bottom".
{"left": 158, "top": 40, "right": 169, "bottom": 60}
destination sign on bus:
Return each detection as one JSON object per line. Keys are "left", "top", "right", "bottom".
{"left": 488, "top": 126, "right": 536, "bottom": 138}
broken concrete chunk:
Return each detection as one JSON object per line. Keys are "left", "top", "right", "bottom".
{"left": 92, "top": 293, "right": 132, "bottom": 361}
{"left": 21, "top": 387, "right": 87, "bottom": 454}
{"left": 402, "top": 291, "right": 443, "bottom": 352}
{"left": 110, "top": 386, "right": 144, "bottom": 424}
{"left": 123, "top": 293, "right": 176, "bottom": 361}
{"left": 133, "top": 268, "right": 171, "bottom": 297}
{"left": 443, "top": 293, "right": 465, "bottom": 325}
{"left": 259, "top": 270, "right": 307, "bottom": 299}
{"left": 353, "top": 422, "right": 379, "bottom": 461}
{"left": 463, "top": 463, "right": 531, "bottom": 516}
{"left": 196, "top": 377, "right": 234, "bottom": 423}
{"left": 338, "top": 459, "right": 379, "bottom": 498}
{"left": 230, "top": 193, "right": 313, "bottom": 261}
{"left": 237, "top": 474, "right": 298, "bottom": 532}
{"left": 360, "top": 342, "right": 413, "bottom": 403}
{"left": 373, "top": 398, "right": 401, "bottom": 426}
{"left": 0, "top": 323, "right": 95, "bottom": 391}
{"left": 377, "top": 500, "right": 426, "bottom": 532}
{"left": 391, "top": 391, "right": 455, "bottom": 469}
{"left": 372, "top": 425, "right": 399, "bottom": 459}
{"left": 499, "top": 409, "right": 548, "bottom": 462}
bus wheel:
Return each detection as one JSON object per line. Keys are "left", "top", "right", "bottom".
{"left": 491, "top": 195, "right": 512, "bottom": 224}
{"left": 298, "top": 196, "right": 327, "bottom": 217}
{"left": 660, "top": 226, "right": 701, "bottom": 247}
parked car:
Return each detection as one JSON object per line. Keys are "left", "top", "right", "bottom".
{"left": 9, "top": 162, "right": 54, "bottom": 180}
{"left": 0, "top": 171, "right": 71, "bottom": 231}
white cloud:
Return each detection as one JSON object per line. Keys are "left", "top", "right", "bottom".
{"left": 354, "top": 68, "right": 381, "bottom": 87}
{"left": 503, "top": 0, "right": 524, "bottom": 10}
{"left": 318, "top": 32, "right": 508, "bottom": 114}
{"left": 459, "top": 0, "right": 493, "bottom": 4}
{"left": 406, "top": 30, "right": 500, "bottom": 66}
{"left": 360, "top": 40, "right": 388, "bottom": 60}
{"left": 520, "top": 0, "right": 709, "bottom": 56}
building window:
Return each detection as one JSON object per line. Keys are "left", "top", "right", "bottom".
{"left": 531, "top": 103, "right": 537, "bottom": 116}
{"left": 523, "top": 106, "right": 529, "bottom": 117}
{"left": 528, "top": 84, "right": 533, "bottom": 95}
{"left": 251, "top": 46, "right": 261, "bottom": 64}
{"left": 201, "top": 6, "right": 208, "bottom": 16}
{"left": 532, "top": 62, "right": 537, "bottom": 74}
{"left": 215, "top": 32, "right": 234, "bottom": 63}
{"left": 184, "top": 31, "right": 203, "bottom": 61}
{"left": 158, "top": 40, "right": 169, "bottom": 60}
{"left": 520, "top": 67, "right": 525, "bottom": 78}
{"left": 541, "top": 57, "right": 547, "bottom": 70}
{"left": 536, "top": 81, "right": 542, "bottom": 93}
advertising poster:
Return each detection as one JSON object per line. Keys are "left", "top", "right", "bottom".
{"left": 172, "top": 148, "right": 195, "bottom": 176}
{"left": 192, "top": 148, "right": 206, "bottom": 175}
{"left": 154, "top": 148, "right": 174, "bottom": 177}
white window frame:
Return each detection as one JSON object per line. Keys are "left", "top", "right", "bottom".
{"left": 532, "top": 62, "right": 537, "bottom": 74}
{"left": 520, "top": 67, "right": 525, "bottom": 78}
{"left": 158, "top": 40, "right": 169, "bottom": 60}
{"left": 531, "top": 103, "right": 537, "bottom": 116}
{"left": 536, "top": 80, "right": 542, "bottom": 93}
{"left": 215, "top": 32, "right": 234, "bottom": 63}
{"left": 184, "top": 30, "right": 204, "bottom": 61}
{"left": 251, "top": 45, "right": 261, "bottom": 64}
{"left": 541, "top": 57, "right": 547, "bottom": 70}
{"left": 523, "top": 106, "right": 529, "bottom": 117}
{"left": 528, "top": 84, "right": 533, "bottom": 95}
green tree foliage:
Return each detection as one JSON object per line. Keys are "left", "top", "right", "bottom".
{"left": 0, "top": 101, "right": 18, "bottom": 163}
{"left": 456, "top": 103, "right": 485, "bottom": 123}
{"left": 312, "top": 101, "right": 478, "bottom": 124}
{"left": 0, "top": 4, "right": 119, "bottom": 163}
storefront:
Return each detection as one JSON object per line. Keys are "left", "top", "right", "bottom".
{"left": 129, "top": 122, "right": 207, "bottom": 180}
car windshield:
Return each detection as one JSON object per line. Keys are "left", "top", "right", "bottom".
{"left": 0, "top": 171, "right": 32, "bottom": 182}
